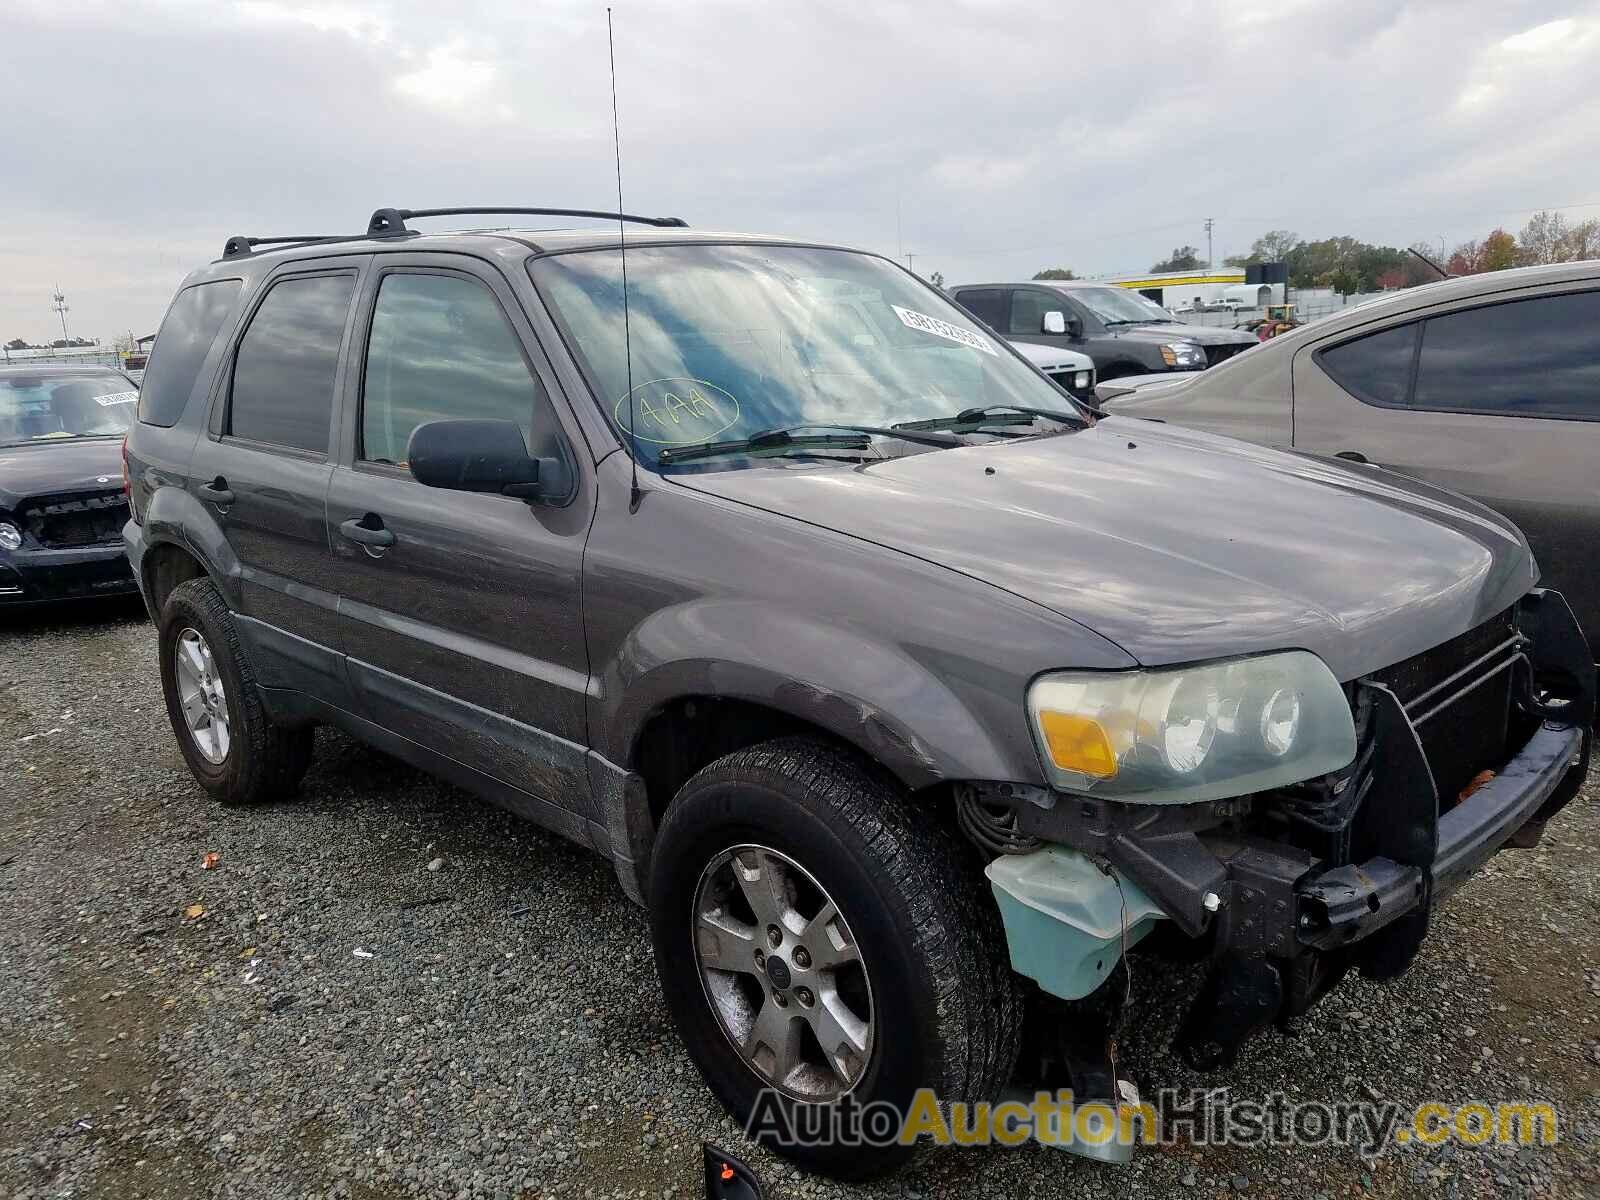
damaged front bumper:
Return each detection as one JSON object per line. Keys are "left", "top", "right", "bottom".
{"left": 983, "top": 588, "right": 1595, "bottom": 1072}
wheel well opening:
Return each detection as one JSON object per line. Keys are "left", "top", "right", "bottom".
{"left": 144, "top": 543, "right": 206, "bottom": 614}
{"left": 636, "top": 698, "right": 832, "bottom": 824}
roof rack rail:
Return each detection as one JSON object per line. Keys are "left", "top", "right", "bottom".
{"left": 220, "top": 234, "right": 353, "bottom": 260}
{"left": 220, "top": 206, "right": 689, "bottom": 261}
{"left": 367, "top": 207, "right": 689, "bottom": 237}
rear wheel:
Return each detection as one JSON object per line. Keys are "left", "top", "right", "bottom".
{"left": 648, "top": 737, "right": 1021, "bottom": 1179}
{"left": 158, "top": 577, "right": 313, "bottom": 805}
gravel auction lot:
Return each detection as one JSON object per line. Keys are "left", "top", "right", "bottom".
{"left": 2, "top": 603, "right": 1596, "bottom": 1200}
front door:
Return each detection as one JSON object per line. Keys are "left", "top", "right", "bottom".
{"left": 190, "top": 262, "right": 363, "bottom": 701}
{"left": 326, "top": 256, "right": 597, "bottom": 830}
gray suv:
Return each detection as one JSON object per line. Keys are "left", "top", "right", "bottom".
{"left": 952, "top": 280, "right": 1257, "bottom": 379}
{"left": 124, "top": 208, "right": 1593, "bottom": 1178}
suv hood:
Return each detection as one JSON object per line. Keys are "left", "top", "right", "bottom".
{"left": 1106, "top": 322, "right": 1255, "bottom": 346}
{"left": 0, "top": 438, "right": 124, "bottom": 511}
{"left": 672, "top": 419, "right": 1535, "bottom": 681}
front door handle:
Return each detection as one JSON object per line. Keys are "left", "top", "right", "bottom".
{"left": 1335, "top": 450, "right": 1370, "bottom": 464}
{"left": 197, "top": 477, "right": 234, "bottom": 505}
{"left": 339, "top": 515, "right": 396, "bottom": 548}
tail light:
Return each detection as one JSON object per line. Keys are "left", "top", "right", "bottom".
{"left": 121, "top": 434, "right": 131, "bottom": 498}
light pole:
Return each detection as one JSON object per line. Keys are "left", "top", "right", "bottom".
{"left": 51, "top": 286, "right": 70, "bottom": 345}
{"left": 1204, "top": 218, "right": 1214, "bottom": 270}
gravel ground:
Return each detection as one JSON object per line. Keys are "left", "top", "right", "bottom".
{"left": 2, "top": 601, "right": 1596, "bottom": 1200}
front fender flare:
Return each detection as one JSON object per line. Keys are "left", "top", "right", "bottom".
{"left": 600, "top": 599, "right": 1040, "bottom": 789}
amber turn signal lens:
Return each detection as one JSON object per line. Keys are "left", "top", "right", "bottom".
{"left": 1037, "top": 711, "right": 1118, "bottom": 779}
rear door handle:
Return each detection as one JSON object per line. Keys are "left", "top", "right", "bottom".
{"left": 339, "top": 516, "right": 396, "bottom": 548}
{"left": 1335, "top": 450, "right": 1370, "bottom": 464}
{"left": 197, "top": 477, "right": 234, "bottom": 505}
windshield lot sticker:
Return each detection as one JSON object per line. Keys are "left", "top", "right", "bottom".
{"left": 890, "top": 305, "right": 998, "bottom": 356}
{"left": 94, "top": 390, "right": 139, "bottom": 406}
{"left": 615, "top": 378, "right": 741, "bottom": 444}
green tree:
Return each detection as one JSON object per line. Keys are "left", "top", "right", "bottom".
{"left": 1150, "top": 246, "right": 1202, "bottom": 272}
{"left": 5, "top": 338, "right": 30, "bottom": 351}
{"left": 1231, "top": 229, "right": 1301, "bottom": 265}
{"left": 1328, "top": 267, "right": 1360, "bottom": 297}
{"left": 1032, "top": 267, "right": 1075, "bottom": 280}
{"left": 928, "top": 270, "right": 945, "bottom": 289}
{"left": 1480, "top": 228, "right": 1518, "bottom": 272}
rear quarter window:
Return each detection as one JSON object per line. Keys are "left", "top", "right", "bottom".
{"left": 1315, "top": 321, "right": 1418, "bottom": 407}
{"left": 137, "top": 279, "right": 243, "bottom": 427}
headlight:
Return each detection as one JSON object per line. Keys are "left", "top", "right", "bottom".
{"left": 1159, "top": 341, "right": 1207, "bottom": 369}
{"left": 1072, "top": 370, "right": 1091, "bottom": 390}
{"left": 1026, "top": 651, "right": 1355, "bottom": 804}
{"left": 0, "top": 522, "right": 21, "bottom": 552}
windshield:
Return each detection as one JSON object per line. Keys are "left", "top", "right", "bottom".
{"left": 0, "top": 373, "right": 137, "bottom": 447}
{"left": 530, "top": 244, "right": 1085, "bottom": 468}
{"left": 1066, "top": 287, "right": 1176, "bottom": 325}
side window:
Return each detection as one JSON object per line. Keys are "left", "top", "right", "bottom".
{"left": 138, "top": 279, "right": 242, "bottom": 426}
{"left": 1008, "top": 290, "right": 1058, "bottom": 335}
{"left": 360, "top": 272, "right": 556, "bottom": 466}
{"left": 229, "top": 274, "right": 355, "bottom": 453}
{"left": 953, "top": 288, "right": 1005, "bottom": 331}
{"left": 1316, "top": 322, "right": 1418, "bottom": 408}
{"left": 1413, "top": 290, "right": 1600, "bottom": 419}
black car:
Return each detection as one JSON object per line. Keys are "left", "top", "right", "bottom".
{"left": 953, "top": 280, "right": 1257, "bottom": 379}
{"left": 124, "top": 207, "right": 1591, "bottom": 1179}
{"left": 1, "top": 365, "right": 140, "bottom": 606}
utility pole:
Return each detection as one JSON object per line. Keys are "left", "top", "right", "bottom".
{"left": 1204, "top": 218, "right": 1214, "bottom": 270}
{"left": 905, "top": 253, "right": 917, "bottom": 276}
{"left": 51, "top": 285, "right": 70, "bottom": 345}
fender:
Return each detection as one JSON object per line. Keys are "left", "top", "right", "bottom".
{"left": 605, "top": 598, "right": 1050, "bottom": 790}
{"left": 136, "top": 482, "right": 245, "bottom": 609}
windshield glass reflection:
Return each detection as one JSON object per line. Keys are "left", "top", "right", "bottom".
{"left": 531, "top": 244, "right": 1082, "bottom": 468}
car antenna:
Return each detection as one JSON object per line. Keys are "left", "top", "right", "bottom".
{"left": 608, "top": 7, "right": 642, "bottom": 513}
{"left": 1406, "top": 245, "right": 1453, "bottom": 280}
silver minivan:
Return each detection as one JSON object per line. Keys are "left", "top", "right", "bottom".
{"left": 1101, "top": 261, "right": 1600, "bottom": 661}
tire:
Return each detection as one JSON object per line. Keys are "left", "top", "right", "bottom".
{"left": 157, "top": 577, "right": 313, "bottom": 805}
{"left": 648, "top": 737, "right": 1021, "bottom": 1179}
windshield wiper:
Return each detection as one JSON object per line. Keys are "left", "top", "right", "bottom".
{"left": 656, "top": 423, "right": 962, "bottom": 465}
{"left": 892, "top": 403, "right": 1090, "bottom": 433}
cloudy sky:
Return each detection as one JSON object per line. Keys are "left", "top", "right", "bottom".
{"left": 3, "top": 0, "right": 1598, "bottom": 343}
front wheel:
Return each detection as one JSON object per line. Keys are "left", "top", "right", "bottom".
{"left": 648, "top": 737, "right": 1021, "bottom": 1179}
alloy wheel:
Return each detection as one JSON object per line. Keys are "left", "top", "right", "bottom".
{"left": 174, "top": 627, "right": 230, "bottom": 765}
{"left": 692, "top": 844, "right": 875, "bottom": 1102}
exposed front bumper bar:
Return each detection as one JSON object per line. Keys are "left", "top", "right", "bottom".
{"left": 1296, "top": 720, "right": 1584, "bottom": 949}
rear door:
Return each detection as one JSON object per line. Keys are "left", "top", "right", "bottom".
{"left": 191, "top": 259, "right": 364, "bottom": 702}
{"left": 326, "top": 253, "right": 598, "bottom": 833}
{"left": 1293, "top": 286, "right": 1600, "bottom": 656}
{"left": 950, "top": 287, "right": 1005, "bottom": 332}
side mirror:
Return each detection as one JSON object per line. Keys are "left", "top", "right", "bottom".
{"left": 1042, "top": 310, "right": 1067, "bottom": 335}
{"left": 407, "top": 418, "right": 544, "bottom": 499}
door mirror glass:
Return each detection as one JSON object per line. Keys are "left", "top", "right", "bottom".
{"left": 1042, "top": 310, "right": 1067, "bottom": 335}
{"left": 407, "top": 418, "right": 544, "bottom": 499}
